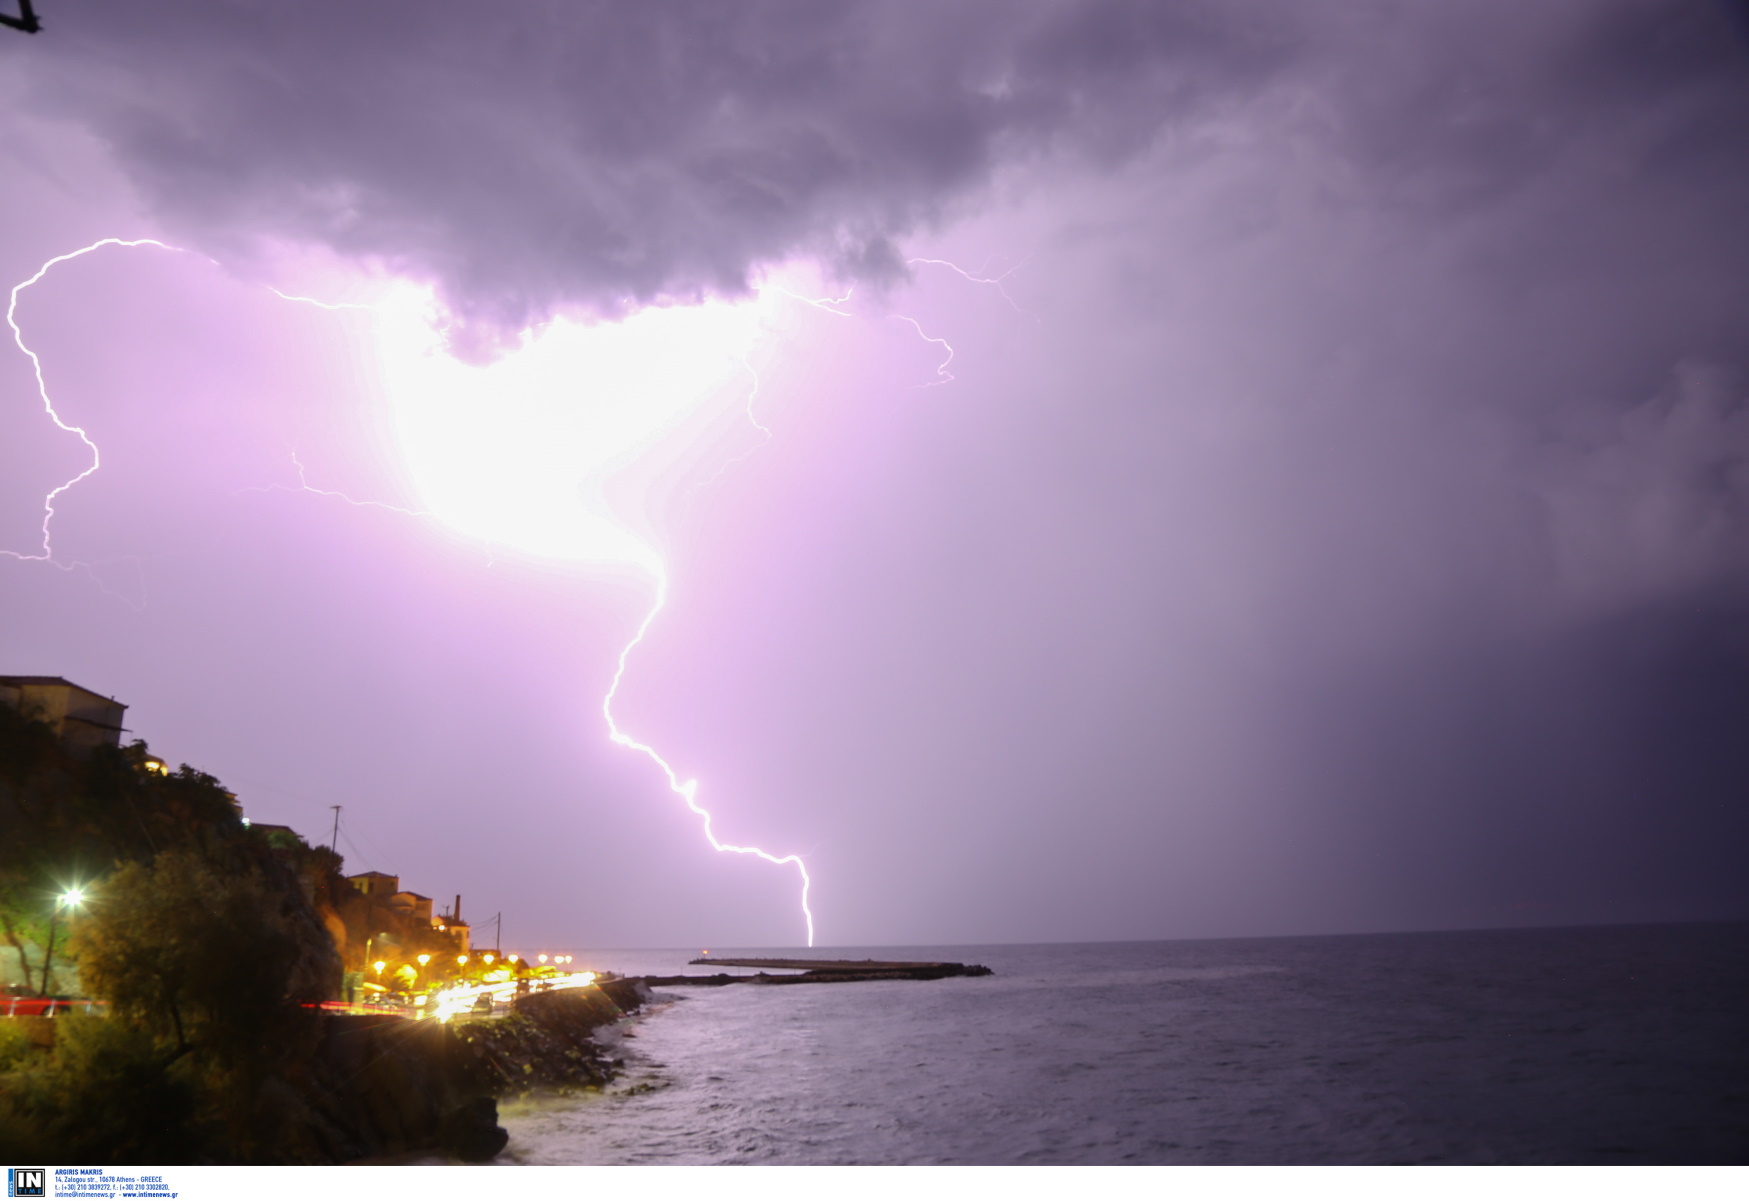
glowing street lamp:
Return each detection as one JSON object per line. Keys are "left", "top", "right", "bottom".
{"left": 456, "top": 955, "right": 468, "bottom": 966}
{"left": 39, "top": 886, "right": 87, "bottom": 999}
{"left": 417, "top": 954, "right": 431, "bottom": 967}
{"left": 372, "top": 960, "right": 387, "bottom": 975}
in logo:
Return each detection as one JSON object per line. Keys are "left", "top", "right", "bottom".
{"left": 7, "top": 1169, "right": 44, "bottom": 1199}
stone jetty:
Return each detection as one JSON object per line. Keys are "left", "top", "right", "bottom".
{"left": 630, "top": 957, "right": 994, "bottom": 987}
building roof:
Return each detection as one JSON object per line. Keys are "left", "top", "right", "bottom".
{"left": 249, "top": 824, "right": 300, "bottom": 838}
{"left": 0, "top": 676, "right": 121, "bottom": 699}
{"left": 348, "top": 870, "right": 399, "bottom": 881}
{"left": 1, "top": 678, "right": 130, "bottom": 741}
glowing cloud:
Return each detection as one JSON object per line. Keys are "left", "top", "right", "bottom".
{"left": 375, "top": 284, "right": 763, "bottom": 571}
{"left": 368, "top": 281, "right": 820, "bottom": 943}
{"left": 7, "top": 241, "right": 823, "bottom": 946}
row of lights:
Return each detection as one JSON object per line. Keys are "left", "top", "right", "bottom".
{"left": 369, "top": 950, "right": 578, "bottom": 975}
{"left": 221, "top": 799, "right": 587, "bottom": 979}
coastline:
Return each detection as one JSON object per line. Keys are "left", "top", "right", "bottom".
{"left": 314, "top": 977, "right": 652, "bottom": 1163}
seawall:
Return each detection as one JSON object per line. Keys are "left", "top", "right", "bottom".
{"left": 293, "top": 979, "right": 647, "bottom": 1162}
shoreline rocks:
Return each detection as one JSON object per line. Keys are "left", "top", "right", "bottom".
{"left": 308, "top": 980, "right": 647, "bottom": 1163}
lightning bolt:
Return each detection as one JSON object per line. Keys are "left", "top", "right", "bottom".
{"left": 693, "top": 281, "right": 855, "bottom": 491}
{"left": 267, "top": 285, "right": 821, "bottom": 944}
{"left": 287, "top": 450, "right": 430, "bottom": 515}
{"left": 756, "top": 280, "right": 856, "bottom": 318}
{"left": 756, "top": 277, "right": 956, "bottom": 390}
{"left": 891, "top": 314, "right": 955, "bottom": 387}
{"left": 735, "top": 353, "right": 771, "bottom": 438}
{"left": 7, "top": 238, "right": 818, "bottom": 946}
{"left": 907, "top": 255, "right": 1028, "bottom": 314}
{"left": 3, "top": 237, "right": 180, "bottom": 563}
{"left": 237, "top": 449, "right": 432, "bottom": 517}
{"left": 603, "top": 567, "right": 815, "bottom": 946}
{"left": 266, "top": 287, "right": 374, "bottom": 313}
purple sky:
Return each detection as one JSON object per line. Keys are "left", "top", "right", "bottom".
{"left": 2, "top": 1, "right": 1746, "bottom": 951}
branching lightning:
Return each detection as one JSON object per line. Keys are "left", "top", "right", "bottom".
{"left": 237, "top": 449, "right": 432, "bottom": 517}
{"left": 906, "top": 255, "right": 1027, "bottom": 313}
{"left": 8, "top": 244, "right": 992, "bottom": 948}
{"left": 735, "top": 354, "right": 771, "bottom": 438}
{"left": 6, "top": 239, "right": 821, "bottom": 946}
{"left": 266, "top": 287, "right": 374, "bottom": 313}
{"left": 756, "top": 280, "right": 856, "bottom": 319}
{"left": 691, "top": 282, "right": 856, "bottom": 492}
{"left": 891, "top": 314, "right": 956, "bottom": 387}
{"left": 602, "top": 568, "right": 815, "bottom": 946}
{"left": 756, "top": 276, "right": 957, "bottom": 389}
{"left": 3, "top": 237, "right": 178, "bottom": 563}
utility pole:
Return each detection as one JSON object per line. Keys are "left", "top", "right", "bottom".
{"left": 39, "top": 889, "right": 84, "bottom": 999}
{"left": 329, "top": 805, "right": 342, "bottom": 854}
{"left": 39, "top": 903, "right": 61, "bottom": 999}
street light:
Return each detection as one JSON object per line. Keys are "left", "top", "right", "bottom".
{"left": 39, "top": 886, "right": 87, "bottom": 999}
{"left": 417, "top": 954, "right": 431, "bottom": 967}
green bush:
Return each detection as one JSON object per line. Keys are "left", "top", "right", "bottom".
{"left": 0, "top": 1019, "right": 34, "bottom": 1071}
{"left": 0, "top": 1014, "right": 203, "bottom": 1163}
{"left": 73, "top": 849, "right": 316, "bottom": 1062}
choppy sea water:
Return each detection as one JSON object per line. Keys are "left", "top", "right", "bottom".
{"left": 498, "top": 923, "right": 1748, "bottom": 1165}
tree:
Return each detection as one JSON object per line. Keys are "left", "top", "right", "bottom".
{"left": 71, "top": 848, "right": 323, "bottom": 1061}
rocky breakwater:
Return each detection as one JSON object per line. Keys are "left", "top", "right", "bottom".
{"left": 637, "top": 957, "right": 996, "bottom": 986}
{"left": 304, "top": 978, "right": 647, "bottom": 1163}
{"left": 451, "top": 980, "right": 648, "bottom": 1097}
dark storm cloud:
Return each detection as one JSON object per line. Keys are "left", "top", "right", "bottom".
{"left": 1537, "top": 363, "right": 1749, "bottom": 606}
{"left": 13, "top": 2, "right": 1746, "bottom": 339}
{"left": 7, "top": 0, "right": 1293, "bottom": 341}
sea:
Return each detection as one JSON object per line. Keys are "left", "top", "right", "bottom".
{"left": 496, "top": 922, "right": 1748, "bottom": 1166}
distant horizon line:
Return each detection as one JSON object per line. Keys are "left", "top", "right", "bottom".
{"left": 527, "top": 916, "right": 1749, "bottom": 953}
